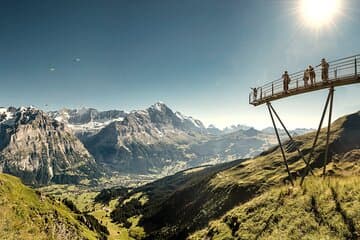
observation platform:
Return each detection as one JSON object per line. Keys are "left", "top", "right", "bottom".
{"left": 249, "top": 54, "right": 360, "bottom": 106}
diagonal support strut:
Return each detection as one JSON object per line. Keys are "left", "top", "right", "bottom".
{"left": 267, "top": 102, "right": 294, "bottom": 186}
{"left": 268, "top": 103, "right": 314, "bottom": 175}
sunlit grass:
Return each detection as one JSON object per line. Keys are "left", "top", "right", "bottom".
{"left": 0, "top": 174, "right": 100, "bottom": 240}
{"left": 189, "top": 175, "right": 360, "bottom": 240}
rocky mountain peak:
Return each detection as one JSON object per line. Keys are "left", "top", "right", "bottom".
{"left": 0, "top": 106, "right": 100, "bottom": 185}
{"left": 149, "top": 101, "right": 168, "bottom": 112}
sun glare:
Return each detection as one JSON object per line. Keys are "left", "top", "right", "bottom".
{"left": 299, "top": 0, "right": 342, "bottom": 29}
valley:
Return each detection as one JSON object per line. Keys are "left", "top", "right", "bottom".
{"left": 1, "top": 105, "right": 358, "bottom": 240}
{"left": 30, "top": 111, "right": 360, "bottom": 239}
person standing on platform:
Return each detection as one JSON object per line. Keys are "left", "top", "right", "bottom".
{"left": 282, "top": 71, "right": 290, "bottom": 93}
{"left": 309, "top": 65, "right": 316, "bottom": 86}
{"left": 251, "top": 87, "right": 258, "bottom": 100}
{"left": 320, "top": 58, "right": 329, "bottom": 82}
{"left": 303, "top": 68, "right": 310, "bottom": 87}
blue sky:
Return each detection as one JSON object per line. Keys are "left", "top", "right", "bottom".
{"left": 0, "top": 0, "right": 359, "bottom": 128}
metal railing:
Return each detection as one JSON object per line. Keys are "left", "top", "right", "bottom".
{"left": 249, "top": 54, "right": 360, "bottom": 105}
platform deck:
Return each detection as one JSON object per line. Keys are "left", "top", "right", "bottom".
{"left": 250, "top": 75, "right": 360, "bottom": 106}
{"left": 249, "top": 54, "right": 360, "bottom": 106}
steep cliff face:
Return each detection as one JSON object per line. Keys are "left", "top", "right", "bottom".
{"left": 83, "top": 103, "right": 206, "bottom": 173}
{"left": 81, "top": 102, "right": 295, "bottom": 174}
{"left": 0, "top": 107, "right": 101, "bottom": 185}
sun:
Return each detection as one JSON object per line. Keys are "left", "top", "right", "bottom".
{"left": 299, "top": 0, "right": 342, "bottom": 29}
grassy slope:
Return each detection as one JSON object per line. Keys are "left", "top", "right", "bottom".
{"left": 189, "top": 175, "right": 360, "bottom": 240}
{"left": 44, "top": 186, "right": 143, "bottom": 240}
{"left": 39, "top": 183, "right": 150, "bottom": 240}
{"left": 108, "top": 111, "right": 359, "bottom": 239}
{"left": 15, "top": 111, "right": 357, "bottom": 240}
{"left": 187, "top": 111, "right": 360, "bottom": 239}
{"left": 0, "top": 174, "right": 101, "bottom": 240}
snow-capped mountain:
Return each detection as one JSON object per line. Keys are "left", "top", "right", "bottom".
{"left": 0, "top": 107, "right": 101, "bottom": 185}
{"left": 0, "top": 103, "right": 315, "bottom": 182}
{"left": 49, "top": 103, "right": 207, "bottom": 139}
{"left": 146, "top": 102, "right": 207, "bottom": 134}
{"left": 48, "top": 108, "right": 127, "bottom": 140}
{"left": 47, "top": 102, "right": 314, "bottom": 175}
{"left": 0, "top": 106, "right": 17, "bottom": 122}
{"left": 261, "top": 127, "right": 314, "bottom": 136}
{"left": 222, "top": 124, "right": 252, "bottom": 134}
{"left": 81, "top": 102, "right": 209, "bottom": 173}
{"left": 49, "top": 107, "right": 127, "bottom": 125}
{"left": 206, "top": 124, "right": 223, "bottom": 135}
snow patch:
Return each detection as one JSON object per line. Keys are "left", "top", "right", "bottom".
{"left": 187, "top": 116, "right": 201, "bottom": 128}
{"left": 175, "top": 111, "right": 185, "bottom": 121}
{"left": 68, "top": 117, "right": 124, "bottom": 133}
{"left": 151, "top": 102, "right": 165, "bottom": 111}
{"left": 175, "top": 111, "right": 203, "bottom": 129}
{"left": 0, "top": 108, "right": 15, "bottom": 124}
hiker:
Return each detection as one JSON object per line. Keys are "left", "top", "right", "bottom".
{"left": 303, "top": 68, "right": 310, "bottom": 87}
{"left": 309, "top": 65, "right": 316, "bottom": 86}
{"left": 320, "top": 58, "right": 329, "bottom": 81}
{"left": 282, "top": 71, "right": 291, "bottom": 93}
{"left": 251, "top": 87, "right": 258, "bottom": 100}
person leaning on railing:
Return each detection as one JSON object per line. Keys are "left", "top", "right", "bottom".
{"left": 317, "top": 58, "right": 329, "bottom": 82}
{"left": 282, "top": 71, "right": 290, "bottom": 93}
{"left": 303, "top": 68, "right": 310, "bottom": 87}
{"left": 309, "top": 65, "right": 316, "bottom": 86}
{"left": 251, "top": 87, "right": 258, "bottom": 100}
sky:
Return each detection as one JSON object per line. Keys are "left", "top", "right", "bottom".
{"left": 0, "top": 0, "right": 359, "bottom": 129}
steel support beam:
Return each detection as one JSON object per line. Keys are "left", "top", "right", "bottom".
{"left": 322, "top": 87, "right": 334, "bottom": 177}
{"left": 300, "top": 88, "right": 332, "bottom": 186}
{"left": 267, "top": 102, "right": 294, "bottom": 186}
{"left": 268, "top": 103, "right": 314, "bottom": 175}
{"left": 355, "top": 58, "right": 357, "bottom": 77}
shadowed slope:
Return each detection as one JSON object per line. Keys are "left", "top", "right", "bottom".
{"left": 109, "top": 111, "right": 359, "bottom": 239}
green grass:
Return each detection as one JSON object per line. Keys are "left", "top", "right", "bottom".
{"left": 189, "top": 175, "right": 360, "bottom": 240}
{"left": 107, "top": 112, "right": 358, "bottom": 239}
{"left": 0, "top": 174, "right": 101, "bottom": 240}
{"left": 91, "top": 202, "right": 129, "bottom": 240}
{"left": 122, "top": 192, "right": 148, "bottom": 206}
{"left": 39, "top": 183, "right": 148, "bottom": 240}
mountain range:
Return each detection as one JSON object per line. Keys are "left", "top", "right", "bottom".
{"left": 51, "top": 102, "right": 310, "bottom": 173}
{"left": 51, "top": 102, "right": 312, "bottom": 174}
{"left": 1, "top": 103, "right": 313, "bottom": 185}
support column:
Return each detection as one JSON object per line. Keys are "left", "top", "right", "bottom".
{"left": 300, "top": 88, "right": 332, "bottom": 186}
{"left": 322, "top": 86, "right": 334, "bottom": 177}
{"left": 355, "top": 58, "right": 357, "bottom": 77}
{"left": 267, "top": 102, "right": 294, "bottom": 186}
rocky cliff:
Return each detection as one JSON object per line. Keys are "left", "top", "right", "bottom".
{"left": 0, "top": 107, "right": 101, "bottom": 185}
